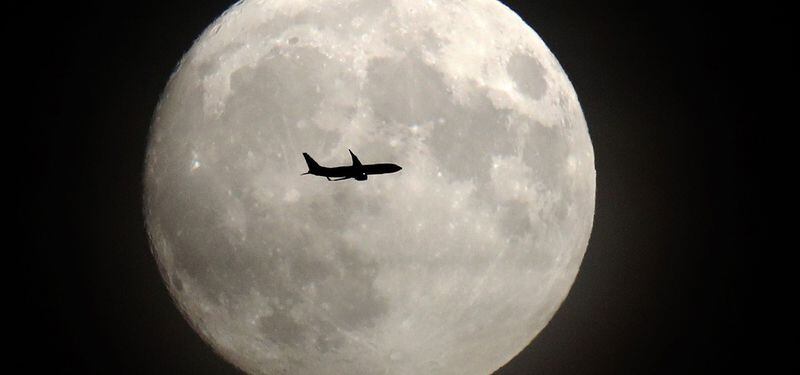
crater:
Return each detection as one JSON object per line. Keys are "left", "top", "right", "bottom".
{"left": 260, "top": 310, "right": 305, "bottom": 345}
{"left": 498, "top": 200, "right": 532, "bottom": 239}
{"left": 507, "top": 53, "right": 548, "bottom": 100}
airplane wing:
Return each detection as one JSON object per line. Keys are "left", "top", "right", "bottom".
{"left": 349, "top": 149, "right": 362, "bottom": 167}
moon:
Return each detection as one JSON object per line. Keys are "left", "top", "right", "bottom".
{"left": 144, "top": 0, "right": 595, "bottom": 374}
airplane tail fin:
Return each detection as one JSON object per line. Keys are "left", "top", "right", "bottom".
{"left": 302, "top": 153, "right": 321, "bottom": 175}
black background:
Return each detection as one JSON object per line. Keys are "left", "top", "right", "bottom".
{"left": 15, "top": 0, "right": 762, "bottom": 373}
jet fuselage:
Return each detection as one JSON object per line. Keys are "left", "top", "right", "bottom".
{"left": 302, "top": 150, "right": 401, "bottom": 181}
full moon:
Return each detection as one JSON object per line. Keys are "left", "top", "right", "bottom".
{"left": 144, "top": 0, "right": 595, "bottom": 374}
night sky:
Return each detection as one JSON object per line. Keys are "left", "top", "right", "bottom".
{"left": 16, "top": 0, "right": 759, "bottom": 373}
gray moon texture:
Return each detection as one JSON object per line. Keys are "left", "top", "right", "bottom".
{"left": 144, "top": 0, "right": 595, "bottom": 374}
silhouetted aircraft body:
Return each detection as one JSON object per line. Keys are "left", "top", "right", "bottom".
{"left": 302, "top": 150, "right": 402, "bottom": 181}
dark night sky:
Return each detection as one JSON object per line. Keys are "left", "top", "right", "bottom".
{"left": 15, "top": 0, "right": 762, "bottom": 373}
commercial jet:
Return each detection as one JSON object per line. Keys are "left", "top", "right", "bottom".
{"left": 301, "top": 150, "right": 402, "bottom": 181}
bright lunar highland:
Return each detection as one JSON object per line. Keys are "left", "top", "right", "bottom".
{"left": 144, "top": 0, "right": 595, "bottom": 374}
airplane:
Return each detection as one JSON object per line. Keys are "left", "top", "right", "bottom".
{"left": 301, "top": 149, "right": 402, "bottom": 181}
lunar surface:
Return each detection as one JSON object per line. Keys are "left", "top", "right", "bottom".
{"left": 144, "top": 0, "right": 595, "bottom": 374}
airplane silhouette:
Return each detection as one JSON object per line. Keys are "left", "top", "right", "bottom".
{"left": 302, "top": 150, "right": 402, "bottom": 181}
